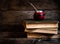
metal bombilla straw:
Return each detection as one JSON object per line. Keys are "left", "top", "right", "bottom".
{"left": 28, "top": 2, "right": 37, "bottom": 12}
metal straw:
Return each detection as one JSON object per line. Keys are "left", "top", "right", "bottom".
{"left": 28, "top": 2, "right": 37, "bottom": 12}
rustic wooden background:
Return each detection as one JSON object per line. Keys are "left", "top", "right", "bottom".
{"left": 0, "top": 0, "right": 59, "bottom": 38}
{"left": 0, "top": 0, "right": 59, "bottom": 11}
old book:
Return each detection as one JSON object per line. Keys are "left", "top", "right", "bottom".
{"left": 27, "top": 33, "right": 58, "bottom": 38}
{"left": 25, "top": 28, "right": 58, "bottom": 31}
{"left": 26, "top": 24, "right": 58, "bottom": 29}
{"left": 26, "top": 22, "right": 58, "bottom": 29}
{"left": 25, "top": 28, "right": 58, "bottom": 34}
{"left": 27, "top": 33, "right": 47, "bottom": 38}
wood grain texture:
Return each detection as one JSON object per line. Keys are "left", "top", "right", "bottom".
{"left": 0, "top": 0, "right": 58, "bottom": 11}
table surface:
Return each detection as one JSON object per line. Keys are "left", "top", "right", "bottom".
{"left": 0, "top": 38, "right": 60, "bottom": 44}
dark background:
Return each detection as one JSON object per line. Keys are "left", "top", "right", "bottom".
{"left": 0, "top": 0, "right": 60, "bottom": 38}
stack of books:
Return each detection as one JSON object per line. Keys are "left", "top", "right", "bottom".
{"left": 25, "top": 21, "right": 59, "bottom": 38}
